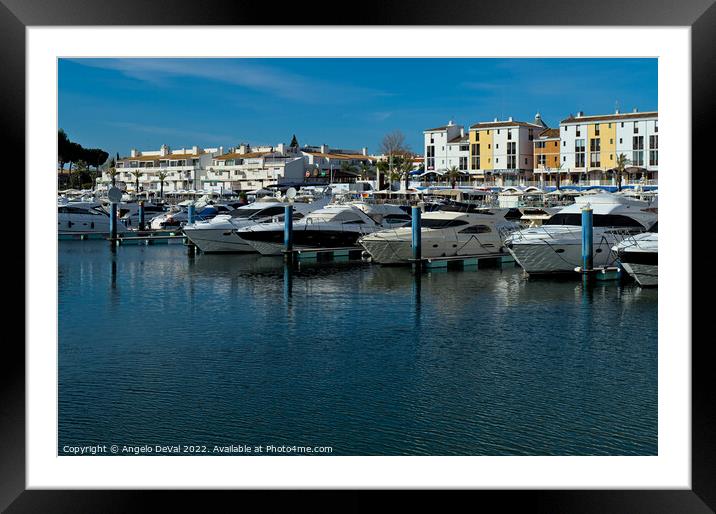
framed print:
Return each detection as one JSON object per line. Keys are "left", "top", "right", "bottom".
{"left": 4, "top": 0, "right": 713, "bottom": 511}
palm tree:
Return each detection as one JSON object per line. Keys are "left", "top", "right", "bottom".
{"left": 359, "top": 162, "right": 372, "bottom": 180}
{"left": 107, "top": 167, "right": 120, "bottom": 187}
{"left": 340, "top": 160, "right": 358, "bottom": 181}
{"left": 156, "top": 170, "right": 169, "bottom": 198}
{"left": 396, "top": 156, "right": 415, "bottom": 190}
{"left": 614, "top": 153, "right": 630, "bottom": 192}
{"left": 130, "top": 170, "right": 143, "bottom": 194}
{"left": 446, "top": 165, "right": 461, "bottom": 189}
{"left": 376, "top": 160, "right": 389, "bottom": 190}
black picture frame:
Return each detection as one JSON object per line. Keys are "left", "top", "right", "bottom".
{"left": 4, "top": 1, "right": 712, "bottom": 511}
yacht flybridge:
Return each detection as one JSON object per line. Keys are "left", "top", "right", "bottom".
{"left": 504, "top": 194, "right": 657, "bottom": 274}
{"left": 359, "top": 210, "right": 518, "bottom": 265}
{"left": 182, "top": 197, "right": 329, "bottom": 253}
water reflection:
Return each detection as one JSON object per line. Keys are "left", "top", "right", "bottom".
{"left": 58, "top": 242, "right": 658, "bottom": 456}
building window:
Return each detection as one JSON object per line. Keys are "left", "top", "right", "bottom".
{"left": 430, "top": 136, "right": 434, "bottom": 144}
{"left": 528, "top": 129, "right": 534, "bottom": 141}
{"left": 471, "top": 144, "right": 480, "bottom": 169}
{"left": 576, "top": 126, "right": 581, "bottom": 137}
{"left": 633, "top": 136, "right": 644, "bottom": 150}
{"left": 536, "top": 141, "right": 546, "bottom": 149}
{"left": 487, "top": 130, "right": 490, "bottom": 135}
{"left": 634, "top": 124, "right": 639, "bottom": 134}
{"left": 608, "top": 123, "right": 612, "bottom": 128}
{"left": 507, "top": 129, "right": 512, "bottom": 140}
{"left": 475, "top": 131, "right": 480, "bottom": 141}
{"left": 655, "top": 121, "right": 658, "bottom": 132}
{"left": 426, "top": 145, "right": 435, "bottom": 170}
{"left": 589, "top": 138, "right": 601, "bottom": 167}
{"left": 633, "top": 151, "right": 644, "bottom": 166}
{"left": 459, "top": 156, "right": 468, "bottom": 170}
{"left": 538, "top": 155, "right": 546, "bottom": 166}
{"left": 595, "top": 125, "right": 600, "bottom": 136}
{"left": 507, "top": 142, "right": 516, "bottom": 169}
{"left": 649, "top": 135, "right": 658, "bottom": 149}
{"left": 460, "top": 144, "right": 469, "bottom": 152}
{"left": 619, "top": 138, "right": 623, "bottom": 144}
{"left": 575, "top": 139, "right": 585, "bottom": 167}
{"left": 621, "top": 122, "right": 624, "bottom": 128}
{"left": 649, "top": 150, "right": 658, "bottom": 166}
{"left": 610, "top": 138, "right": 613, "bottom": 144}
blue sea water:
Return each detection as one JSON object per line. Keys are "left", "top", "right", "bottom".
{"left": 58, "top": 241, "right": 657, "bottom": 456}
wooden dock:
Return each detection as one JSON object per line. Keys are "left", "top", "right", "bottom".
{"left": 108, "top": 230, "right": 187, "bottom": 246}
{"left": 283, "top": 246, "right": 365, "bottom": 262}
{"left": 412, "top": 252, "right": 517, "bottom": 271}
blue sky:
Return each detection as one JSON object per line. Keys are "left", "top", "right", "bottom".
{"left": 58, "top": 58, "right": 657, "bottom": 159}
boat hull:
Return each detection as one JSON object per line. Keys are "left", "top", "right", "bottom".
{"left": 182, "top": 227, "right": 254, "bottom": 253}
{"left": 360, "top": 234, "right": 504, "bottom": 265}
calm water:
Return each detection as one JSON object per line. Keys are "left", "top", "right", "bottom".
{"left": 58, "top": 241, "right": 657, "bottom": 456}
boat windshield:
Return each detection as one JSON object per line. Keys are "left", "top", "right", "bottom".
{"left": 649, "top": 222, "right": 658, "bottom": 233}
{"left": 545, "top": 213, "right": 644, "bottom": 228}
{"left": 232, "top": 206, "right": 285, "bottom": 219}
{"left": 421, "top": 219, "right": 470, "bottom": 229}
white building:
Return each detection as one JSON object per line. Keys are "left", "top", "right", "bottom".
{"left": 559, "top": 109, "right": 658, "bottom": 184}
{"left": 203, "top": 143, "right": 306, "bottom": 192}
{"left": 105, "top": 145, "right": 221, "bottom": 192}
{"left": 300, "top": 144, "right": 374, "bottom": 183}
{"left": 423, "top": 121, "right": 469, "bottom": 174}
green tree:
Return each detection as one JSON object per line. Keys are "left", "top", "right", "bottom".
{"left": 358, "top": 162, "right": 372, "bottom": 180}
{"left": 376, "top": 160, "right": 389, "bottom": 190}
{"left": 614, "top": 153, "right": 630, "bottom": 192}
{"left": 446, "top": 165, "right": 461, "bottom": 189}
{"left": 340, "top": 160, "right": 358, "bottom": 180}
{"left": 157, "top": 170, "right": 169, "bottom": 198}
{"left": 107, "top": 167, "right": 120, "bottom": 187}
{"left": 131, "top": 170, "right": 143, "bottom": 194}
{"left": 378, "top": 131, "right": 410, "bottom": 189}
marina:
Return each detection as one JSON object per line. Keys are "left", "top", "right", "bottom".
{"left": 54, "top": 57, "right": 662, "bottom": 461}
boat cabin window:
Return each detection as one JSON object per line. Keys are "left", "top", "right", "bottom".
{"left": 58, "top": 206, "right": 105, "bottom": 216}
{"left": 459, "top": 224, "right": 492, "bottom": 234}
{"left": 343, "top": 219, "right": 366, "bottom": 224}
{"left": 384, "top": 214, "right": 412, "bottom": 221}
{"left": 545, "top": 213, "right": 644, "bottom": 228}
{"left": 421, "top": 219, "right": 470, "bottom": 229}
{"left": 649, "top": 222, "right": 658, "bottom": 233}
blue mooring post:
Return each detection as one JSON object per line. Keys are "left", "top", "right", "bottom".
{"left": 411, "top": 205, "right": 422, "bottom": 266}
{"left": 138, "top": 200, "right": 145, "bottom": 231}
{"left": 187, "top": 203, "right": 195, "bottom": 225}
{"left": 284, "top": 205, "right": 294, "bottom": 258}
{"left": 109, "top": 202, "right": 118, "bottom": 242}
{"left": 581, "top": 206, "right": 594, "bottom": 272}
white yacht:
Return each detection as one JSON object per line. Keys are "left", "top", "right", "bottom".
{"left": 58, "top": 201, "right": 128, "bottom": 235}
{"left": 359, "top": 210, "right": 518, "bottom": 265}
{"left": 182, "top": 198, "right": 328, "bottom": 253}
{"left": 237, "top": 204, "right": 389, "bottom": 256}
{"left": 504, "top": 194, "right": 657, "bottom": 274}
{"left": 612, "top": 222, "right": 658, "bottom": 286}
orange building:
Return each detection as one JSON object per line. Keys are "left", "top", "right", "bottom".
{"left": 533, "top": 128, "right": 561, "bottom": 184}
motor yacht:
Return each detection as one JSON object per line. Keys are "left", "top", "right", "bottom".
{"left": 58, "top": 201, "right": 128, "bottom": 235}
{"left": 182, "top": 198, "right": 328, "bottom": 253}
{"left": 237, "top": 204, "right": 391, "bottom": 256}
{"left": 359, "top": 209, "right": 518, "bottom": 265}
{"left": 612, "top": 222, "right": 658, "bottom": 286}
{"left": 504, "top": 194, "right": 657, "bottom": 274}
